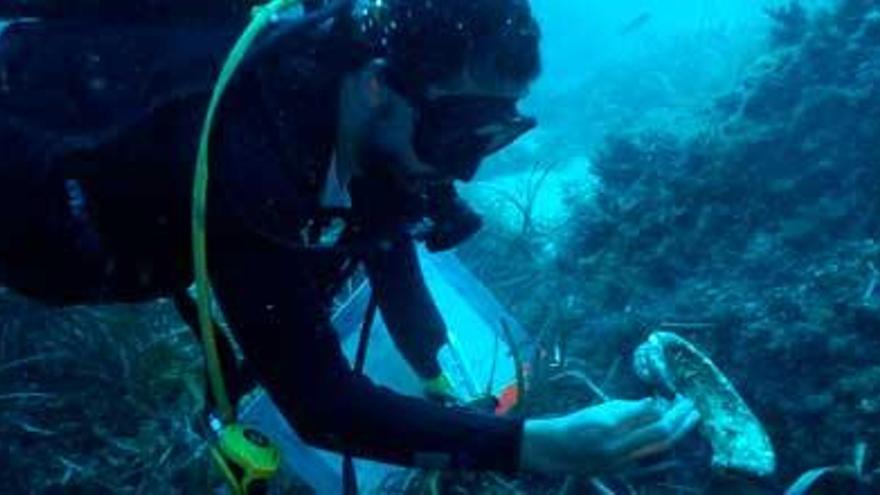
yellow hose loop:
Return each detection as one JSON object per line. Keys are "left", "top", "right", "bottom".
{"left": 192, "top": 0, "right": 305, "bottom": 423}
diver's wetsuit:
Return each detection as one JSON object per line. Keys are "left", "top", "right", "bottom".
{"left": 0, "top": 21, "right": 522, "bottom": 470}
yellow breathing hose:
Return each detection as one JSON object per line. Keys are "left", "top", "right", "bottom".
{"left": 192, "top": 0, "right": 305, "bottom": 423}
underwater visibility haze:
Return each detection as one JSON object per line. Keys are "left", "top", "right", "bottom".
{"left": 0, "top": 0, "right": 878, "bottom": 494}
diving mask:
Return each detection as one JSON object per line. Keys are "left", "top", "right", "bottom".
{"left": 385, "top": 70, "right": 537, "bottom": 181}
{"left": 412, "top": 94, "right": 537, "bottom": 181}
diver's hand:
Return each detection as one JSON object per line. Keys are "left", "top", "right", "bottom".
{"left": 422, "top": 373, "right": 459, "bottom": 405}
{"left": 519, "top": 396, "right": 700, "bottom": 476}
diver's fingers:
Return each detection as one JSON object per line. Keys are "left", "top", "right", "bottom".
{"left": 618, "top": 398, "right": 668, "bottom": 431}
{"left": 612, "top": 398, "right": 700, "bottom": 462}
{"left": 593, "top": 398, "right": 665, "bottom": 432}
{"left": 626, "top": 410, "right": 700, "bottom": 462}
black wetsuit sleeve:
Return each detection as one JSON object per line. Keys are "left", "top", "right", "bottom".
{"left": 208, "top": 237, "right": 523, "bottom": 472}
{"left": 364, "top": 238, "right": 448, "bottom": 379}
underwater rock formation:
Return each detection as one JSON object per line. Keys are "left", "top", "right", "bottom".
{"left": 461, "top": 0, "right": 880, "bottom": 489}
{"left": 554, "top": 0, "right": 880, "bottom": 483}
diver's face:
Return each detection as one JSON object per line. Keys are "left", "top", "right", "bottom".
{"left": 360, "top": 86, "right": 435, "bottom": 180}
{"left": 364, "top": 66, "right": 536, "bottom": 186}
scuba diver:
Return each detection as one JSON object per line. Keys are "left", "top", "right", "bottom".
{"left": 0, "top": 0, "right": 699, "bottom": 485}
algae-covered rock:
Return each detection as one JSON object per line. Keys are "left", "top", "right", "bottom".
{"left": 634, "top": 331, "right": 777, "bottom": 477}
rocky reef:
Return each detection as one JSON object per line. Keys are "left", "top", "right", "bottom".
{"left": 459, "top": 0, "right": 880, "bottom": 491}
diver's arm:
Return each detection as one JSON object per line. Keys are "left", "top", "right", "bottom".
{"left": 209, "top": 240, "right": 700, "bottom": 474}
{"left": 208, "top": 237, "right": 523, "bottom": 472}
{"left": 203, "top": 61, "right": 699, "bottom": 476}
{"left": 204, "top": 57, "right": 524, "bottom": 471}
{"left": 363, "top": 236, "right": 448, "bottom": 379}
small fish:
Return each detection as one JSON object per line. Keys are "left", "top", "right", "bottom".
{"left": 620, "top": 12, "right": 653, "bottom": 36}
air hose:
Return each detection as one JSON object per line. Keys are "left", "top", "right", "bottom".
{"left": 193, "top": 1, "right": 360, "bottom": 492}
{"left": 192, "top": 0, "right": 304, "bottom": 425}
{"left": 191, "top": 1, "right": 304, "bottom": 493}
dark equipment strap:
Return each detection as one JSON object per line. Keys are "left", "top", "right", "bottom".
{"left": 343, "top": 289, "right": 379, "bottom": 495}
